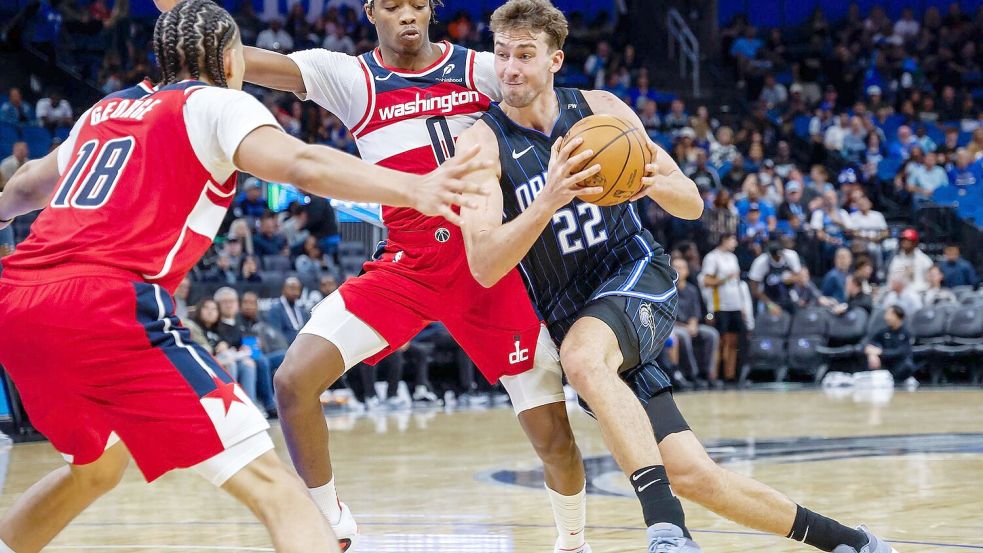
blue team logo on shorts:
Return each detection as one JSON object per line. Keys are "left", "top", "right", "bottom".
{"left": 435, "top": 228, "right": 451, "bottom": 243}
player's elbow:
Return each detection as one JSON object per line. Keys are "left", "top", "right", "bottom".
{"left": 469, "top": 258, "right": 502, "bottom": 288}
{"left": 679, "top": 195, "right": 705, "bottom": 220}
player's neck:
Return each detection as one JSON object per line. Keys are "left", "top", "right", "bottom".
{"left": 377, "top": 41, "right": 442, "bottom": 71}
{"left": 504, "top": 89, "right": 559, "bottom": 134}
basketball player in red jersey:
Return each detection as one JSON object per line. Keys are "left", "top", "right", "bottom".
{"left": 0, "top": 1, "right": 487, "bottom": 550}
{"left": 242, "top": 1, "right": 592, "bottom": 551}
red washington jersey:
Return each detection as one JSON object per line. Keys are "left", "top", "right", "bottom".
{"left": 3, "top": 81, "right": 279, "bottom": 293}
{"left": 289, "top": 41, "right": 498, "bottom": 231}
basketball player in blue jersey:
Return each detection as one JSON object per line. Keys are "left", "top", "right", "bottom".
{"left": 459, "top": 1, "right": 899, "bottom": 552}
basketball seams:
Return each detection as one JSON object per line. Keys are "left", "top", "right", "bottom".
{"left": 589, "top": 127, "right": 634, "bottom": 204}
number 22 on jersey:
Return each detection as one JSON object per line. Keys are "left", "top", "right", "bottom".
{"left": 51, "top": 137, "right": 135, "bottom": 209}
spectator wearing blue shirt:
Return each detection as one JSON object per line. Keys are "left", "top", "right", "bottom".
{"left": 888, "top": 125, "right": 918, "bottom": 160}
{"left": 939, "top": 245, "right": 978, "bottom": 288}
{"left": 907, "top": 152, "right": 949, "bottom": 207}
{"left": 0, "top": 88, "right": 35, "bottom": 127}
{"left": 821, "top": 248, "right": 853, "bottom": 303}
{"left": 738, "top": 202, "right": 769, "bottom": 250}
{"left": 729, "top": 25, "right": 763, "bottom": 61}
{"left": 629, "top": 73, "right": 656, "bottom": 112}
{"left": 948, "top": 149, "right": 981, "bottom": 190}
{"left": 253, "top": 214, "right": 288, "bottom": 257}
{"left": 735, "top": 175, "right": 777, "bottom": 230}
{"left": 233, "top": 178, "right": 269, "bottom": 220}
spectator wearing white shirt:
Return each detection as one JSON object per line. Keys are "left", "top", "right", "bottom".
{"left": 887, "top": 228, "right": 933, "bottom": 292}
{"left": 893, "top": 8, "right": 920, "bottom": 41}
{"left": 877, "top": 273, "right": 923, "bottom": 316}
{"left": 849, "top": 195, "right": 889, "bottom": 270}
{"left": 322, "top": 22, "right": 355, "bottom": 55}
{"left": 256, "top": 19, "right": 294, "bottom": 52}
{"left": 823, "top": 113, "right": 850, "bottom": 152}
{"left": 35, "top": 90, "right": 72, "bottom": 131}
{"left": 700, "top": 234, "right": 744, "bottom": 384}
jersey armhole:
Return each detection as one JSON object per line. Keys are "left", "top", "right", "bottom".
{"left": 350, "top": 56, "right": 375, "bottom": 136}
{"left": 466, "top": 49, "right": 476, "bottom": 90}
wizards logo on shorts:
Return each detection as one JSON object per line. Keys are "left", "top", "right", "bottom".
{"left": 509, "top": 334, "right": 529, "bottom": 365}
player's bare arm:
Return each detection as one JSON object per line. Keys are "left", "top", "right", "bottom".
{"left": 458, "top": 121, "right": 601, "bottom": 288}
{"left": 0, "top": 149, "right": 60, "bottom": 229}
{"left": 582, "top": 89, "right": 703, "bottom": 220}
{"left": 243, "top": 47, "right": 306, "bottom": 94}
{"left": 235, "top": 126, "right": 486, "bottom": 223}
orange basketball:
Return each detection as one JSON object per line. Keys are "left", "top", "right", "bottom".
{"left": 562, "top": 114, "right": 651, "bottom": 206}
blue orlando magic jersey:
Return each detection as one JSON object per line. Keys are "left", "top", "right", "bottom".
{"left": 481, "top": 88, "right": 677, "bottom": 339}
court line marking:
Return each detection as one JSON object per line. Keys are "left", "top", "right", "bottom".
{"left": 60, "top": 520, "right": 983, "bottom": 550}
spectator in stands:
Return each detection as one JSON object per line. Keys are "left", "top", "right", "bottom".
{"left": 889, "top": 125, "right": 918, "bottom": 160}
{"left": 810, "top": 190, "right": 850, "bottom": 260}
{"left": 791, "top": 268, "right": 837, "bottom": 309}
{"left": 849, "top": 195, "right": 889, "bottom": 270}
{"left": 193, "top": 297, "right": 258, "bottom": 401}
{"left": 844, "top": 274, "right": 873, "bottom": 313}
{"left": 266, "top": 277, "right": 310, "bottom": 345}
{"left": 736, "top": 174, "right": 777, "bottom": 230}
{"left": 808, "top": 102, "right": 834, "bottom": 139}
{"left": 894, "top": 7, "right": 920, "bottom": 40}
{"left": 214, "top": 287, "right": 264, "bottom": 406}
{"left": 758, "top": 73, "right": 787, "bottom": 110}
{"left": 295, "top": 235, "right": 339, "bottom": 280}
{"left": 670, "top": 257, "right": 719, "bottom": 386}
{"left": 35, "top": 89, "right": 72, "bottom": 132}
{"left": 922, "top": 265, "right": 958, "bottom": 306}
{"left": 254, "top": 213, "right": 288, "bottom": 257}
{"left": 700, "top": 233, "right": 744, "bottom": 385}
{"left": 701, "top": 188, "right": 738, "bottom": 247}
{"left": 821, "top": 247, "right": 853, "bottom": 303}
{"left": 948, "top": 148, "right": 981, "bottom": 189}
{"left": 638, "top": 100, "right": 660, "bottom": 133}
{"left": 907, "top": 152, "right": 948, "bottom": 206}
{"left": 710, "top": 126, "right": 739, "bottom": 167}
{"left": 824, "top": 113, "right": 850, "bottom": 152}
{"left": 174, "top": 276, "right": 192, "bottom": 319}
{"left": 0, "top": 142, "right": 29, "bottom": 191}
{"left": 280, "top": 204, "right": 310, "bottom": 249}
{"left": 256, "top": 18, "right": 294, "bottom": 52}
{"left": 227, "top": 219, "right": 255, "bottom": 255}
{"left": 240, "top": 255, "right": 263, "bottom": 282}
{"left": 770, "top": 141, "right": 795, "bottom": 179}
{"left": 777, "top": 181, "right": 806, "bottom": 231}
{"left": 222, "top": 238, "right": 245, "bottom": 270}
{"left": 0, "top": 88, "right": 34, "bottom": 127}
{"left": 721, "top": 153, "right": 747, "bottom": 190}
{"left": 240, "top": 291, "right": 290, "bottom": 367}
{"left": 630, "top": 74, "right": 656, "bottom": 112}
{"left": 841, "top": 116, "right": 868, "bottom": 163}
{"left": 879, "top": 272, "right": 924, "bottom": 315}
{"left": 583, "top": 40, "right": 610, "bottom": 89}
{"left": 888, "top": 228, "right": 933, "bottom": 292}
{"left": 202, "top": 254, "right": 238, "bottom": 285}
{"left": 939, "top": 245, "right": 978, "bottom": 288}
{"left": 322, "top": 21, "right": 356, "bottom": 54}
{"left": 968, "top": 129, "right": 983, "bottom": 159}
{"left": 749, "top": 241, "right": 801, "bottom": 314}
{"left": 729, "top": 25, "right": 763, "bottom": 85}
{"left": 686, "top": 149, "right": 721, "bottom": 192}
{"left": 865, "top": 306, "right": 917, "bottom": 388}
{"left": 303, "top": 274, "right": 339, "bottom": 311}
{"left": 663, "top": 99, "right": 689, "bottom": 135}
{"left": 738, "top": 202, "right": 769, "bottom": 253}
{"left": 233, "top": 178, "right": 268, "bottom": 220}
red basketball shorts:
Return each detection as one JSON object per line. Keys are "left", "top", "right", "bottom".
{"left": 0, "top": 266, "right": 270, "bottom": 482}
{"left": 335, "top": 226, "right": 541, "bottom": 383}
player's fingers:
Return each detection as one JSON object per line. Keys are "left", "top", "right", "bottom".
{"left": 564, "top": 149, "right": 595, "bottom": 172}
{"left": 645, "top": 139, "right": 659, "bottom": 160}
{"left": 443, "top": 157, "right": 491, "bottom": 178}
{"left": 568, "top": 163, "right": 601, "bottom": 185}
{"left": 443, "top": 178, "right": 489, "bottom": 197}
{"left": 449, "top": 144, "right": 481, "bottom": 165}
{"left": 575, "top": 186, "right": 605, "bottom": 197}
{"left": 439, "top": 205, "right": 465, "bottom": 226}
{"left": 644, "top": 162, "right": 659, "bottom": 176}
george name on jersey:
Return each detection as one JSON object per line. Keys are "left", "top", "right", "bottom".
{"left": 515, "top": 170, "right": 547, "bottom": 212}
{"left": 89, "top": 99, "right": 162, "bottom": 126}
{"left": 378, "top": 90, "right": 481, "bottom": 121}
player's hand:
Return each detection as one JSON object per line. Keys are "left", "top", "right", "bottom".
{"left": 0, "top": 217, "right": 11, "bottom": 232}
{"left": 541, "top": 137, "right": 602, "bottom": 212}
{"left": 630, "top": 140, "right": 661, "bottom": 202}
{"left": 415, "top": 145, "right": 491, "bottom": 226}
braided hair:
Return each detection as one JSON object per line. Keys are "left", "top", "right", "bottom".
{"left": 153, "top": 0, "right": 239, "bottom": 87}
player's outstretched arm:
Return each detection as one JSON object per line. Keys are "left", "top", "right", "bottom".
{"left": 243, "top": 47, "right": 306, "bottom": 94}
{"left": 458, "top": 122, "right": 601, "bottom": 288}
{"left": 0, "top": 149, "right": 60, "bottom": 229}
{"left": 582, "top": 89, "right": 704, "bottom": 220}
{"left": 235, "top": 126, "right": 486, "bottom": 222}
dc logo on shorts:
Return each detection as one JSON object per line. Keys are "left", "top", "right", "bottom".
{"left": 394, "top": 251, "right": 404, "bottom": 263}
{"left": 435, "top": 227, "right": 451, "bottom": 243}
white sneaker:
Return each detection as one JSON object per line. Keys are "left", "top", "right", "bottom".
{"left": 384, "top": 395, "right": 410, "bottom": 411}
{"left": 332, "top": 501, "right": 358, "bottom": 551}
{"left": 412, "top": 385, "right": 439, "bottom": 403}
{"left": 364, "top": 396, "right": 383, "bottom": 411}
{"left": 903, "top": 376, "right": 919, "bottom": 390}
{"left": 554, "top": 540, "right": 592, "bottom": 553}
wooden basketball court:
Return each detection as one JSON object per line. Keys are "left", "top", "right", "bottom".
{"left": 2, "top": 388, "right": 982, "bottom": 552}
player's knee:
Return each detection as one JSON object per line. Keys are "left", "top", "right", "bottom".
{"left": 231, "top": 453, "right": 304, "bottom": 514}
{"left": 559, "top": 345, "right": 603, "bottom": 392}
{"left": 71, "top": 453, "right": 128, "bottom": 493}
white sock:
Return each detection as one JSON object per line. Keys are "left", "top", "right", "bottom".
{"left": 309, "top": 477, "right": 343, "bottom": 525}
{"left": 0, "top": 538, "right": 15, "bottom": 553}
{"left": 547, "top": 482, "right": 587, "bottom": 549}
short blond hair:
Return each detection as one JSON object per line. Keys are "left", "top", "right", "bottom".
{"left": 490, "top": 0, "right": 568, "bottom": 51}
